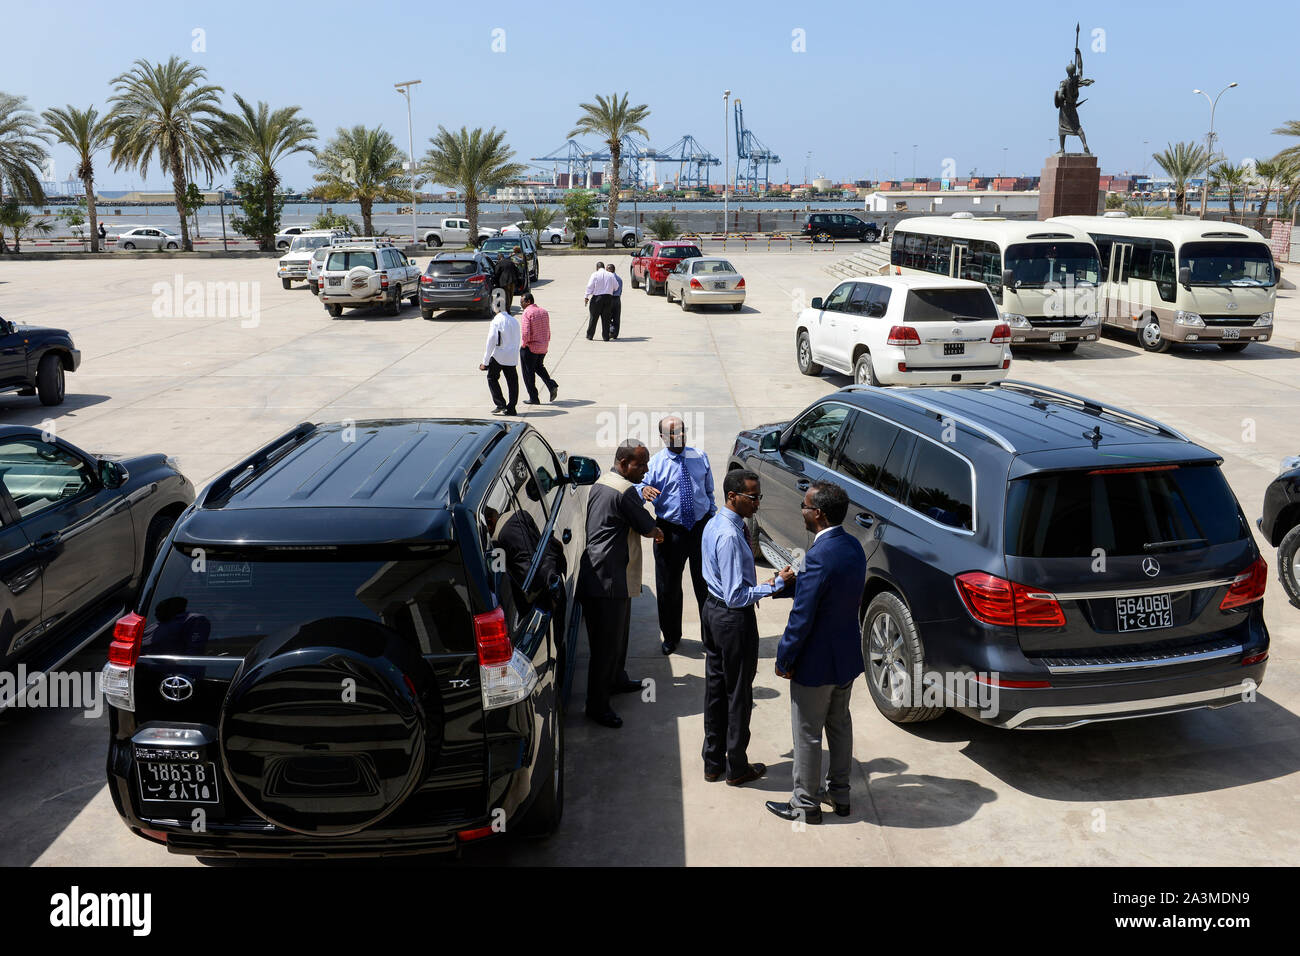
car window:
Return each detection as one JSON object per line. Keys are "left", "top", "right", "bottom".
{"left": 904, "top": 288, "right": 999, "bottom": 321}
{"left": 876, "top": 432, "right": 917, "bottom": 501}
{"left": 823, "top": 282, "right": 853, "bottom": 312}
{"left": 520, "top": 433, "right": 563, "bottom": 515}
{"left": 428, "top": 259, "right": 478, "bottom": 276}
{"left": 327, "top": 251, "right": 377, "bottom": 270}
{"left": 835, "top": 412, "right": 902, "bottom": 489}
{"left": 905, "top": 441, "right": 974, "bottom": 531}
{"left": 866, "top": 284, "right": 892, "bottom": 316}
{"left": 695, "top": 260, "right": 735, "bottom": 274}
{"left": 0, "top": 439, "right": 97, "bottom": 520}
{"left": 846, "top": 283, "right": 871, "bottom": 314}
{"left": 784, "top": 404, "right": 849, "bottom": 465}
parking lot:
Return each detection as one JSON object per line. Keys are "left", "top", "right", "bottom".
{"left": 0, "top": 248, "right": 1297, "bottom": 866}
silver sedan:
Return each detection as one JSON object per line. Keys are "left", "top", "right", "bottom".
{"left": 114, "top": 226, "right": 182, "bottom": 251}
{"left": 664, "top": 257, "right": 746, "bottom": 312}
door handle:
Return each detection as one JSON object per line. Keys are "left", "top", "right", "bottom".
{"left": 561, "top": 528, "right": 572, "bottom": 544}
{"left": 34, "top": 532, "right": 61, "bottom": 550}
{"left": 796, "top": 480, "right": 810, "bottom": 492}
{"left": 854, "top": 513, "right": 874, "bottom": 529}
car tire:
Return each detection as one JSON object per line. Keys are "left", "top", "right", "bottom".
{"left": 1058, "top": 342, "right": 1079, "bottom": 353}
{"left": 732, "top": 302, "right": 743, "bottom": 312}
{"left": 408, "top": 289, "right": 419, "bottom": 307}
{"left": 866, "top": 229, "right": 880, "bottom": 242}
{"left": 426, "top": 236, "right": 442, "bottom": 248}
{"left": 680, "top": 291, "right": 692, "bottom": 312}
{"left": 550, "top": 235, "right": 562, "bottom": 245}
{"left": 1218, "top": 342, "right": 1249, "bottom": 353}
{"left": 1279, "top": 524, "right": 1300, "bottom": 609}
{"left": 517, "top": 702, "right": 564, "bottom": 837}
{"left": 862, "top": 591, "right": 944, "bottom": 724}
{"left": 853, "top": 352, "right": 879, "bottom": 387}
{"left": 796, "top": 330, "right": 823, "bottom": 376}
{"left": 277, "top": 241, "right": 289, "bottom": 250}
{"left": 421, "top": 307, "right": 434, "bottom": 320}
{"left": 36, "top": 353, "right": 65, "bottom": 406}
{"left": 281, "top": 278, "right": 291, "bottom": 290}
{"left": 327, "top": 303, "right": 343, "bottom": 318}
{"left": 310, "top": 282, "right": 318, "bottom": 295}
{"left": 166, "top": 242, "right": 179, "bottom": 250}
{"left": 138, "top": 510, "right": 178, "bottom": 596}
{"left": 385, "top": 287, "right": 402, "bottom": 316}
{"left": 623, "top": 234, "right": 636, "bottom": 248}
{"left": 1138, "top": 315, "right": 1171, "bottom": 353}
{"left": 122, "top": 241, "right": 135, "bottom": 250}
{"left": 630, "top": 271, "right": 640, "bottom": 290}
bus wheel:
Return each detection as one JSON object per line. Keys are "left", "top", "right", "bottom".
{"left": 1138, "top": 316, "right": 1170, "bottom": 353}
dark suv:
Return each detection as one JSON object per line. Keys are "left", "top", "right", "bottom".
{"left": 802, "top": 213, "right": 881, "bottom": 243}
{"left": 1259, "top": 455, "right": 1300, "bottom": 607}
{"left": 419, "top": 252, "right": 496, "bottom": 319}
{"left": 729, "top": 381, "right": 1269, "bottom": 730}
{"left": 105, "top": 419, "right": 598, "bottom": 857}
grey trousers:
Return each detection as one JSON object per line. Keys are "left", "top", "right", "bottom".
{"left": 790, "top": 680, "right": 854, "bottom": 810}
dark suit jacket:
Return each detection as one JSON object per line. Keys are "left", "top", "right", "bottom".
{"left": 774, "top": 526, "right": 867, "bottom": 687}
{"left": 577, "top": 475, "right": 657, "bottom": 600}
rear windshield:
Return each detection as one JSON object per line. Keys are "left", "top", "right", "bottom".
{"left": 693, "top": 260, "right": 736, "bottom": 274}
{"left": 428, "top": 259, "right": 480, "bottom": 276}
{"left": 658, "top": 246, "right": 701, "bottom": 259}
{"left": 904, "top": 288, "right": 999, "bottom": 321}
{"left": 141, "top": 545, "right": 473, "bottom": 656}
{"left": 1005, "top": 463, "right": 1246, "bottom": 558}
{"left": 326, "top": 251, "right": 376, "bottom": 271}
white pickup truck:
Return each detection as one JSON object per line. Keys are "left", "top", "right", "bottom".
{"left": 421, "top": 218, "right": 497, "bottom": 248}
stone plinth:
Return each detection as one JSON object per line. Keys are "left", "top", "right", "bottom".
{"left": 1038, "top": 153, "right": 1104, "bottom": 219}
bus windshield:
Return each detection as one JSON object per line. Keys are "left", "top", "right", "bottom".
{"left": 1004, "top": 242, "right": 1100, "bottom": 288}
{"left": 1180, "top": 241, "right": 1275, "bottom": 287}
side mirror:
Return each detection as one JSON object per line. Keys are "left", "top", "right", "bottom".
{"left": 810, "top": 296, "right": 824, "bottom": 310}
{"left": 1178, "top": 266, "right": 1191, "bottom": 287}
{"left": 1001, "top": 269, "right": 1015, "bottom": 289}
{"left": 567, "top": 455, "right": 600, "bottom": 486}
{"left": 758, "top": 430, "right": 781, "bottom": 453}
{"left": 99, "top": 458, "right": 129, "bottom": 489}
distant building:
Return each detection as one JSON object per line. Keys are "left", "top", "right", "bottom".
{"left": 864, "top": 189, "right": 1041, "bottom": 214}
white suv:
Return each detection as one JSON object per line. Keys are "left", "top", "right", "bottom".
{"left": 318, "top": 242, "right": 422, "bottom": 317}
{"left": 277, "top": 230, "right": 347, "bottom": 288}
{"left": 795, "top": 275, "right": 1013, "bottom": 386}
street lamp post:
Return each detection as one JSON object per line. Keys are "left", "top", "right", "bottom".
{"left": 1002, "top": 147, "right": 1008, "bottom": 178}
{"left": 215, "top": 183, "right": 227, "bottom": 252}
{"left": 912, "top": 144, "right": 917, "bottom": 180}
{"left": 723, "top": 90, "right": 731, "bottom": 235}
{"left": 1193, "top": 82, "right": 1237, "bottom": 218}
{"left": 395, "top": 79, "right": 422, "bottom": 246}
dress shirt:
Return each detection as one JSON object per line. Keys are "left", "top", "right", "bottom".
{"left": 609, "top": 272, "right": 623, "bottom": 296}
{"left": 702, "top": 508, "right": 785, "bottom": 608}
{"left": 482, "top": 310, "right": 521, "bottom": 366}
{"left": 640, "top": 447, "right": 716, "bottom": 529}
{"left": 520, "top": 304, "right": 551, "bottom": 353}
{"left": 585, "top": 269, "right": 619, "bottom": 297}
{"left": 813, "top": 526, "right": 834, "bottom": 544}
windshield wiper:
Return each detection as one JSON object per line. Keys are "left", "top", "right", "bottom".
{"left": 1143, "top": 537, "right": 1208, "bottom": 553}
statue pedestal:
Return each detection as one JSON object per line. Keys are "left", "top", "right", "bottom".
{"left": 1038, "top": 153, "right": 1103, "bottom": 218}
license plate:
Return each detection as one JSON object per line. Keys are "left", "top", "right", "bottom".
{"left": 1049, "top": 331, "right": 1067, "bottom": 342}
{"left": 437, "top": 281, "right": 461, "bottom": 288}
{"left": 943, "top": 342, "right": 965, "bottom": 356}
{"left": 1115, "top": 593, "right": 1173, "bottom": 632}
{"left": 1222, "top": 328, "right": 1240, "bottom": 339}
{"left": 327, "top": 277, "right": 342, "bottom": 287}
{"left": 713, "top": 281, "right": 727, "bottom": 290}
{"left": 137, "top": 761, "right": 221, "bottom": 803}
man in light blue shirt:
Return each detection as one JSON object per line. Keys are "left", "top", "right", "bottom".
{"left": 639, "top": 416, "right": 716, "bottom": 656}
{"left": 699, "top": 468, "right": 795, "bottom": 786}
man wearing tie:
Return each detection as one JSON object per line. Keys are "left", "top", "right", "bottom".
{"left": 639, "top": 416, "right": 715, "bottom": 655}
{"left": 766, "top": 481, "right": 867, "bottom": 824}
{"left": 700, "top": 469, "right": 795, "bottom": 786}
{"left": 584, "top": 261, "right": 618, "bottom": 340}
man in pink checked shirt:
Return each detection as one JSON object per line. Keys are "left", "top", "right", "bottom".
{"left": 519, "top": 293, "right": 560, "bottom": 405}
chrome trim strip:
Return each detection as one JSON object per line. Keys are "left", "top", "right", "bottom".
{"left": 1002, "top": 684, "right": 1248, "bottom": 729}
{"left": 1042, "top": 644, "right": 1243, "bottom": 674}
{"left": 1052, "top": 576, "right": 1237, "bottom": 600}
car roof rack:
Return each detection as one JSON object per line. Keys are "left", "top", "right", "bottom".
{"left": 992, "top": 380, "right": 1190, "bottom": 442}
{"left": 841, "top": 385, "right": 1016, "bottom": 452}
{"left": 200, "top": 422, "right": 318, "bottom": 507}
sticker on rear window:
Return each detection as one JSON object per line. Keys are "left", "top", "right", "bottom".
{"left": 205, "top": 561, "right": 253, "bottom": 588}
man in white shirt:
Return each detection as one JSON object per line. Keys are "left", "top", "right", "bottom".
{"left": 584, "top": 261, "right": 618, "bottom": 341}
{"left": 480, "top": 306, "right": 521, "bottom": 415}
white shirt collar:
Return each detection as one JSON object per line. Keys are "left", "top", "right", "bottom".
{"left": 813, "top": 526, "right": 836, "bottom": 544}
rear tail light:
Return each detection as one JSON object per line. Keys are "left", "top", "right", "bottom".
{"left": 736, "top": 277, "right": 745, "bottom": 288}
{"left": 457, "top": 825, "right": 496, "bottom": 842}
{"left": 955, "top": 572, "right": 1065, "bottom": 628}
{"left": 420, "top": 275, "right": 433, "bottom": 285}
{"left": 887, "top": 325, "right": 921, "bottom": 346}
{"left": 1242, "top": 650, "right": 1269, "bottom": 666}
{"left": 474, "top": 607, "right": 537, "bottom": 710}
{"left": 1220, "top": 556, "right": 1267, "bottom": 611}
{"left": 380, "top": 273, "right": 389, "bottom": 289}
{"left": 972, "top": 673, "right": 1052, "bottom": 689}
{"left": 468, "top": 274, "right": 486, "bottom": 283}
{"left": 103, "top": 612, "right": 145, "bottom": 711}
{"left": 1002, "top": 359, "right": 1011, "bottom": 369}
{"left": 990, "top": 323, "right": 1011, "bottom": 344}
{"left": 690, "top": 278, "right": 703, "bottom": 289}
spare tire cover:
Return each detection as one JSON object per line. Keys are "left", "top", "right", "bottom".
{"left": 220, "top": 617, "right": 442, "bottom": 836}
{"left": 345, "top": 265, "right": 379, "bottom": 294}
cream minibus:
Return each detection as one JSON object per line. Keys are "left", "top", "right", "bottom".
{"left": 1049, "top": 215, "right": 1277, "bottom": 353}
{"left": 888, "top": 215, "right": 1103, "bottom": 351}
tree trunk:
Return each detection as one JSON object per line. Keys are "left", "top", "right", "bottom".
{"left": 0, "top": 174, "right": 8, "bottom": 254}
{"left": 86, "top": 171, "right": 99, "bottom": 253}
{"left": 466, "top": 188, "right": 479, "bottom": 247}
{"left": 607, "top": 144, "right": 620, "bottom": 248}
{"left": 1258, "top": 186, "right": 1271, "bottom": 226}
{"left": 361, "top": 197, "right": 374, "bottom": 237}
{"left": 1227, "top": 188, "right": 1236, "bottom": 217}
{"left": 262, "top": 168, "right": 278, "bottom": 251}
{"left": 1176, "top": 189, "right": 1186, "bottom": 214}
{"left": 170, "top": 149, "right": 192, "bottom": 252}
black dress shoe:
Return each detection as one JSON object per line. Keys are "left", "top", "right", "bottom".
{"left": 586, "top": 709, "right": 623, "bottom": 728}
{"left": 819, "top": 793, "right": 851, "bottom": 817}
{"left": 661, "top": 638, "right": 679, "bottom": 655}
{"left": 523, "top": 398, "right": 539, "bottom": 405}
{"left": 611, "top": 679, "right": 643, "bottom": 695}
{"left": 726, "top": 762, "right": 767, "bottom": 787}
{"left": 704, "top": 769, "right": 723, "bottom": 782}
{"left": 766, "top": 801, "right": 822, "bottom": 824}
{"left": 548, "top": 384, "right": 558, "bottom": 402}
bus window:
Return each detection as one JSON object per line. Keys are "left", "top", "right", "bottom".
{"left": 1180, "top": 241, "right": 1275, "bottom": 287}
{"left": 1005, "top": 242, "right": 1100, "bottom": 289}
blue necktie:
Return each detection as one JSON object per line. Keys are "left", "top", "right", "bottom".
{"left": 678, "top": 455, "right": 696, "bottom": 528}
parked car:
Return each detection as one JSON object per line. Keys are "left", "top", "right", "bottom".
{"left": 274, "top": 226, "right": 310, "bottom": 250}
{"left": 802, "top": 213, "right": 881, "bottom": 243}
{"left": 729, "top": 381, "right": 1269, "bottom": 729}
{"left": 1259, "top": 455, "right": 1300, "bottom": 607}
{"left": 318, "top": 242, "right": 421, "bottom": 317}
{"left": 579, "top": 218, "right": 641, "bottom": 248}
{"left": 0, "top": 425, "right": 194, "bottom": 708}
{"left": 0, "top": 315, "right": 80, "bottom": 406}
{"left": 664, "top": 257, "right": 746, "bottom": 312}
{"left": 629, "top": 240, "right": 703, "bottom": 295}
{"left": 104, "top": 418, "right": 599, "bottom": 857}
{"left": 277, "top": 230, "right": 347, "bottom": 289}
{"left": 795, "top": 275, "right": 1012, "bottom": 386}
{"left": 422, "top": 218, "right": 496, "bottom": 248}
{"left": 419, "top": 252, "right": 496, "bottom": 319}
{"left": 114, "top": 226, "right": 182, "bottom": 251}
{"left": 499, "top": 221, "right": 567, "bottom": 245}
{"left": 307, "top": 246, "right": 330, "bottom": 295}
{"left": 479, "top": 234, "right": 539, "bottom": 283}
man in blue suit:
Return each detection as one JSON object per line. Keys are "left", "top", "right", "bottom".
{"left": 766, "top": 480, "right": 867, "bottom": 824}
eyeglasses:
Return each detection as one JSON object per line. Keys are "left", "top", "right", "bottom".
{"left": 800, "top": 504, "right": 821, "bottom": 511}
{"left": 733, "top": 492, "right": 762, "bottom": 501}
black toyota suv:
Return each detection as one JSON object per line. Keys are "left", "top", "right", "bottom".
{"left": 1259, "top": 454, "right": 1300, "bottom": 607}
{"left": 802, "top": 213, "right": 881, "bottom": 243}
{"left": 0, "top": 315, "right": 81, "bottom": 406}
{"left": 729, "top": 381, "right": 1269, "bottom": 730}
{"left": 105, "top": 419, "right": 599, "bottom": 858}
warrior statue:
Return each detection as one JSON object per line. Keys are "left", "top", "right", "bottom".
{"left": 1055, "top": 23, "right": 1094, "bottom": 154}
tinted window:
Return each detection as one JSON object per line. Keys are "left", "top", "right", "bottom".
{"left": 520, "top": 433, "right": 563, "bottom": 515}
{"left": 835, "top": 413, "right": 901, "bottom": 489}
{"left": 428, "top": 259, "right": 480, "bottom": 276}
{"left": 326, "top": 251, "right": 377, "bottom": 270}
{"left": 658, "top": 245, "right": 701, "bottom": 259}
{"left": 785, "top": 404, "right": 849, "bottom": 465}
{"left": 846, "top": 282, "right": 871, "bottom": 314}
{"left": 1004, "top": 242, "right": 1100, "bottom": 287}
{"left": 866, "top": 284, "right": 892, "bottom": 316}
{"left": 890, "top": 231, "right": 909, "bottom": 267}
{"left": 0, "top": 439, "right": 96, "bottom": 519}
{"left": 877, "top": 432, "right": 916, "bottom": 500}
{"left": 905, "top": 442, "right": 974, "bottom": 530}
{"left": 693, "top": 259, "right": 736, "bottom": 274}
{"left": 1181, "top": 241, "right": 1275, "bottom": 286}
{"left": 904, "top": 288, "right": 999, "bottom": 321}
{"left": 1004, "top": 463, "right": 1247, "bottom": 558}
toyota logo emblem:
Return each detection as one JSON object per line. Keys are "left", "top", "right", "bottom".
{"left": 160, "top": 676, "right": 194, "bottom": 701}
{"left": 1141, "top": 557, "right": 1161, "bottom": 577}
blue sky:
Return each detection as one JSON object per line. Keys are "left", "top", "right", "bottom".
{"left": 10, "top": 0, "right": 1299, "bottom": 192}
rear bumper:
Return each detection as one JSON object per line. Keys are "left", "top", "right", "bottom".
{"left": 877, "top": 360, "right": 1010, "bottom": 386}
{"left": 420, "top": 289, "right": 490, "bottom": 310}
{"left": 683, "top": 290, "right": 745, "bottom": 306}
{"left": 1011, "top": 325, "right": 1099, "bottom": 344}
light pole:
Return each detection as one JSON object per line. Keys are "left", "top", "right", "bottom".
{"left": 215, "top": 183, "right": 227, "bottom": 252}
{"left": 394, "top": 79, "right": 422, "bottom": 246}
{"left": 723, "top": 90, "right": 731, "bottom": 234}
{"left": 805, "top": 151, "right": 811, "bottom": 186}
{"left": 1001, "top": 147, "right": 1008, "bottom": 178}
{"left": 1193, "top": 81, "right": 1237, "bottom": 217}
{"left": 912, "top": 144, "right": 917, "bottom": 180}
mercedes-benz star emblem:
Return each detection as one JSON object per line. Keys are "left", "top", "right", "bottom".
{"left": 160, "top": 675, "right": 194, "bottom": 701}
{"left": 1141, "top": 557, "right": 1161, "bottom": 577}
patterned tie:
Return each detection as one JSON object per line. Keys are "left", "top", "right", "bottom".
{"left": 678, "top": 454, "right": 696, "bottom": 529}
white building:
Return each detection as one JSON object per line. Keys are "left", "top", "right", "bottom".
{"left": 493, "top": 185, "right": 566, "bottom": 203}
{"left": 864, "top": 190, "right": 1041, "bottom": 214}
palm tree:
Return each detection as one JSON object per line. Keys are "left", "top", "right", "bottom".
{"left": 1272, "top": 120, "right": 1300, "bottom": 164}
{"left": 1251, "top": 157, "right": 1283, "bottom": 225}
{"left": 216, "top": 94, "right": 316, "bottom": 250}
{"left": 311, "top": 125, "right": 408, "bottom": 237}
{"left": 1276, "top": 156, "right": 1300, "bottom": 219}
{"left": 421, "top": 126, "right": 525, "bottom": 245}
{"left": 106, "top": 56, "right": 226, "bottom": 252}
{"left": 0, "top": 200, "right": 53, "bottom": 253}
{"left": 517, "top": 202, "right": 558, "bottom": 245}
{"left": 41, "top": 105, "right": 111, "bottom": 252}
{"left": 0, "top": 92, "right": 49, "bottom": 252}
{"left": 569, "top": 93, "right": 650, "bottom": 247}
{"left": 1208, "top": 162, "right": 1248, "bottom": 217}
{"left": 1152, "top": 141, "right": 1212, "bottom": 214}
